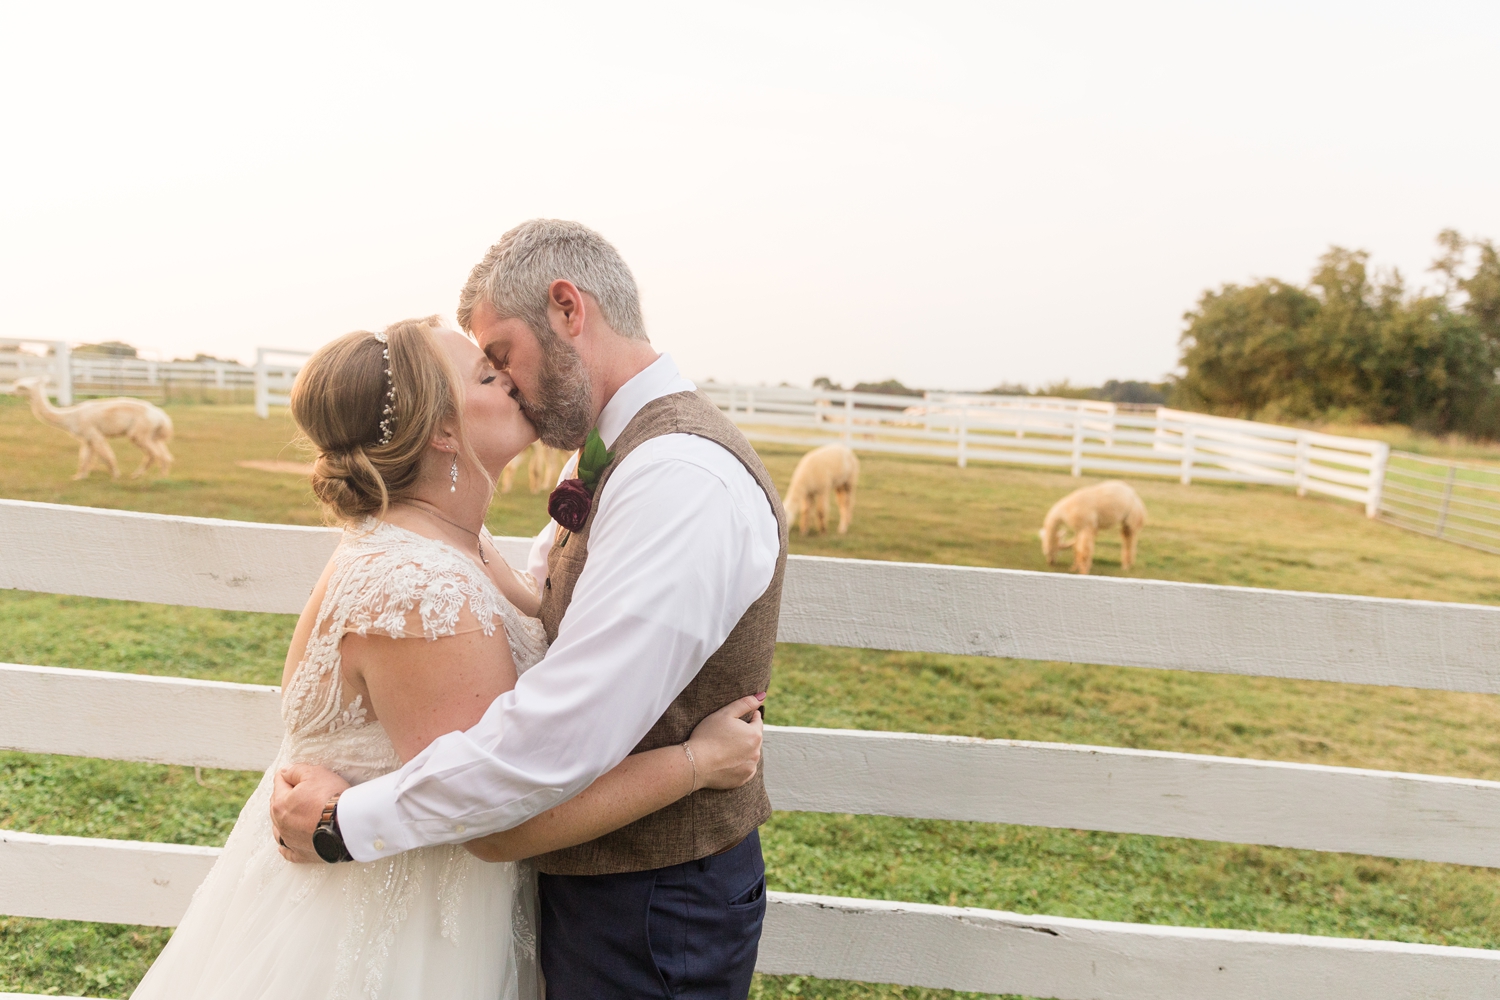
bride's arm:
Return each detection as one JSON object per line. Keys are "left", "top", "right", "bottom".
{"left": 342, "top": 624, "right": 519, "bottom": 764}
{"left": 463, "top": 693, "right": 765, "bottom": 863}
{"left": 343, "top": 624, "right": 763, "bottom": 862}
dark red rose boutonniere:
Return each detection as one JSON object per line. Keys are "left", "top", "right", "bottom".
{"left": 548, "top": 428, "right": 613, "bottom": 546}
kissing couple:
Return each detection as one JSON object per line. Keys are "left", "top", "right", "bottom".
{"left": 131, "top": 220, "right": 788, "bottom": 999}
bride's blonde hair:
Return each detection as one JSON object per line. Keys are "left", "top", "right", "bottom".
{"left": 292, "top": 316, "right": 475, "bottom": 523}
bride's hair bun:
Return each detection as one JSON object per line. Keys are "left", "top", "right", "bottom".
{"left": 290, "top": 316, "right": 471, "bottom": 523}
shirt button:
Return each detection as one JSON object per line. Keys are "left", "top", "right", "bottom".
{"left": 455, "top": 824, "right": 467, "bottom": 834}
{"left": 373, "top": 839, "right": 385, "bottom": 851}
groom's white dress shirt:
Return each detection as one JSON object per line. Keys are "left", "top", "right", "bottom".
{"left": 337, "top": 354, "right": 781, "bottom": 861}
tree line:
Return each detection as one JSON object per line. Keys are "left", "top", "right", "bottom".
{"left": 1174, "top": 230, "right": 1500, "bottom": 437}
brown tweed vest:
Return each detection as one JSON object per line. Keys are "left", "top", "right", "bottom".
{"left": 534, "top": 389, "right": 789, "bottom": 876}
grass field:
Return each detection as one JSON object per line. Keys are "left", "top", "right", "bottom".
{"left": 4, "top": 397, "right": 1500, "bottom": 998}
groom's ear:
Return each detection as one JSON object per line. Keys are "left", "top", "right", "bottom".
{"left": 546, "top": 279, "right": 588, "bottom": 341}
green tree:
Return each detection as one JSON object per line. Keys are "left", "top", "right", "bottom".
{"left": 1173, "top": 278, "right": 1321, "bottom": 418}
{"left": 1173, "top": 233, "right": 1500, "bottom": 437}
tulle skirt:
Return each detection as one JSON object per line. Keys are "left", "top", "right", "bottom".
{"left": 131, "top": 768, "right": 538, "bottom": 1000}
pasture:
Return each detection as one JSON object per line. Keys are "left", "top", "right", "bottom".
{"left": 3, "top": 397, "right": 1500, "bottom": 998}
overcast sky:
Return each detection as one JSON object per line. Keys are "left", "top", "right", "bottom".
{"left": 3, "top": 2, "right": 1498, "bottom": 390}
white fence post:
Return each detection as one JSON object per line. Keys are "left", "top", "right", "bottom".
{"left": 1435, "top": 465, "right": 1457, "bottom": 538}
{"left": 1294, "top": 433, "right": 1310, "bottom": 497}
{"left": 253, "top": 350, "right": 269, "bottom": 419}
{"left": 1180, "top": 426, "right": 1196, "bottom": 485}
{"left": 1070, "top": 410, "right": 1084, "bottom": 477}
{"left": 957, "top": 405, "right": 968, "bottom": 468}
{"left": 842, "top": 391, "right": 853, "bottom": 445}
{"left": 1367, "top": 443, "right": 1389, "bottom": 519}
{"left": 53, "top": 341, "right": 72, "bottom": 406}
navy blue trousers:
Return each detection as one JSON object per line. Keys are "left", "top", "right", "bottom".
{"left": 538, "top": 830, "right": 767, "bottom": 999}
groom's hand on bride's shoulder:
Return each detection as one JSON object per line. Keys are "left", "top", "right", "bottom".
{"left": 271, "top": 763, "right": 352, "bottom": 863}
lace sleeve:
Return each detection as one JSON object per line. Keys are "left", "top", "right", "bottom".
{"left": 336, "top": 544, "right": 510, "bottom": 641}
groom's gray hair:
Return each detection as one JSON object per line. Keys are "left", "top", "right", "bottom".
{"left": 457, "top": 219, "right": 648, "bottom": 343}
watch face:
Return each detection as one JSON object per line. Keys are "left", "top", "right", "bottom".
{"left": 312, "top": 828, "right": 342, "bottom": 864}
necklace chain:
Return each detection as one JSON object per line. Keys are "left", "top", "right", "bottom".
{"left": 395, "top": 501, "right": 489, "bottom": 565}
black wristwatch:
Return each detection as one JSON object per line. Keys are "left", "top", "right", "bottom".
{"left": 312, "top": 795, "right": 354, "bottom": 863}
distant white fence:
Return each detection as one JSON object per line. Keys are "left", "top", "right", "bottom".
{"left": 3, "top": 499, "right": 1500, "bottom": 998}
{"left": 252, "top": 347, "right": 311, "bottom": 418}
{"left": 0, "top": 339, "right": 72, "bottom": 405}
{"left": 0, "top": 341, "right": 304, "bottom": 408}
{"left": 704, "top": 384, "right": 1391, "bottom": 516}
{"left": 1380, "top": 450, "right": 1500, "bottom": 555}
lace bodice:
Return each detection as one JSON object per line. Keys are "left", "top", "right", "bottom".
{"left": 280, "top": 519, "right": 548, "bottom": 779}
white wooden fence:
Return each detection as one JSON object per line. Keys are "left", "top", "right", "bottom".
{"left": 0, "top": 339, "right": 72, "bottom": 405}
{"left": 0, "top": 341, "right": 304, "bottom": 407}
{"left": 703, "top": 385, "right": 1391, "bottom": 516}
{"left": 252, "top": 347, "right": 311, "bottom": 418}
{"left": 3, "top": 499, "right": 1500, "bottom": 997}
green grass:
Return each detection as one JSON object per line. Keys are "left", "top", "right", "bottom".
{"left": 4, "top": 399, "right": 1500, "bottom": 998}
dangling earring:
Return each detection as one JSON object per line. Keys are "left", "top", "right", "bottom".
{"left": 450, "top": 453, "right": 459, "bottom": 492}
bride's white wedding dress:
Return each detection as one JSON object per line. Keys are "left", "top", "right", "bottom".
{"left": 133, "top": 520, "right": 547, "bottom": 1000}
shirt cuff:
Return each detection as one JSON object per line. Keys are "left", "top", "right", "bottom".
{"left": 336, "top": 770, "right": 417, "bottom": 862}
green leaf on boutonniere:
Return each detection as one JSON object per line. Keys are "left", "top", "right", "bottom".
{"left": 577, "top": 428, "right": 614, "bottom": 490}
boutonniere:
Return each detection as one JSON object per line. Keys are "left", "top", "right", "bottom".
{"left": 548, "top": 428, "right": 613, "bottom": 547}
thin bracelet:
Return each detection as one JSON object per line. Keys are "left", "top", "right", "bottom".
{"left": 682, "top": 741, "right": 698, "bottom": 792}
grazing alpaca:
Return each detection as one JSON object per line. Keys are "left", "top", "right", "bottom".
{"left": 785, "top": 444, "right": 859, "bottom": 535}
{"left": 500, "top": 442, "right": 572, "bottom": 494}
{"left": 1039, "top": 479, "right": 1147, "bottom": 574}
{"left": 13, "top": 377, "right": 174, "bottom": 480}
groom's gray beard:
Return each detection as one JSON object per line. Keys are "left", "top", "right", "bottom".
{"left": 520, "top": 334, "right": 594, "bottom": 451}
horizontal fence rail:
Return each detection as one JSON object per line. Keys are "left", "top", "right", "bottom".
{"left": 5, "top": 499, "right": 1499, "bottom": 693}
{"left": 1380, "top": 450, "right": 1500, "bottom": 555}
{"left": 6, "top": 664, "right": 1500, "bottom": 868}
{"left": 703, "top": 384, "right": 1391, "bottom": 515}
{"left": 4, "top": 499, "right": 1500, "bottom": 998}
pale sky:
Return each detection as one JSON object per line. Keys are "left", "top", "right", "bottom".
{"left": 3, "top": 2, "right": 1498, "bottom": 390}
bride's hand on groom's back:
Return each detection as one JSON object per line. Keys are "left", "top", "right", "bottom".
{"left": 689, "top": 693, "right": 767, "bottom": 791}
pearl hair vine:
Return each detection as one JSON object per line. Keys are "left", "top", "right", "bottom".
{"left": 373, "top": 331, "right": 396, "bottom": 446}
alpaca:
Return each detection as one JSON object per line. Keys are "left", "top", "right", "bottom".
{"left": 500, "top": 442, "right": 573, "bottom": 494}
{"left": 527, "top": 444, "right": 570, "bottom": 493}
{"left": 785, "top": 444, "right": 859, "bottom": 535}
{"left": 1039, "top": 479, "right": 1146, "bottom": 574}
{"left": 13, "top": 377, "right": 174, "bottom": 480}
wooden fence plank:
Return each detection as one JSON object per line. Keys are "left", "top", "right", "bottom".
{"left": 0, "top": 829, "right": 218, "bottom": 927}
{"left": 759, "top": 892, "right": 1500, "bottom": 1000}
{"left": 776, "top": 554, "right": 1500, "bottom": 693}
{"left": 765, "top": 726, "right": 1500, "bottom": 868}
{"left": 5, "top": 501, "right": 1500, "bottom": 693}
{"left": 0, "top": 499, "right": 339, "bottom": 614}
{"left": 4, "top": 838, "right": 1498, "bottom": 1000}
{"left": 0, "top": 663, "right": 283, "bottom": 771}
{"left": 8, "top": 665, "right": 1500, "bottom": 868}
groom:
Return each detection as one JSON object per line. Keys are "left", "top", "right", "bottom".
{"left": 271, "top": 219, "right": 788, "bottom": 998}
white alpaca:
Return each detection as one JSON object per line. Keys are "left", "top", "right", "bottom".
{"left": 785, "top": 444, "right": 859, "bottom": 535}
{"left": 1039, "top": 479, "right": 1147, "bottom": 575}
{"left": 13, "top": 377, "right": 174, "bottom": 480}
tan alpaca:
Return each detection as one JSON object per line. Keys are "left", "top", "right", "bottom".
{"left": 1039, "top": 480, "right": 1146, "bottom": 574}
{"left": 499, "top": 442, "right": 573, "bottom": 494}
{"left": 14, "top": 377, "right": 174, "bottom": 480}
{"left": 785, "top": 444, "right": 859, "bottom": 535}
{"left": 527, "top": 445, "right": 570, "bottom": 493}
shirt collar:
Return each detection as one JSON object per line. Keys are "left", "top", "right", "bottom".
{"left": 595, "top": 353, "right": 696, "bottom": 448}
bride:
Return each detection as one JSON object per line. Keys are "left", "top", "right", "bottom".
{"left": 130, "top": 317, "right": 766, "bottom": 1000}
